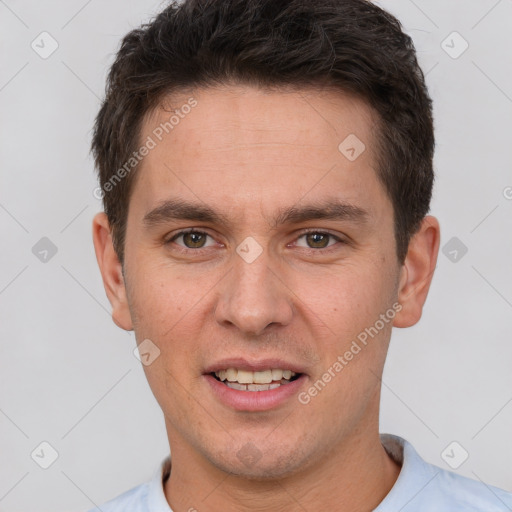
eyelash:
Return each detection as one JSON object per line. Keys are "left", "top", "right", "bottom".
{"left": 165, "top": 228, "right": 347, "bottom": 255}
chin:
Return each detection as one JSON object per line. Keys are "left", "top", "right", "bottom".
{"left": 208, "top": 442, "right": 308, "bottom": 480}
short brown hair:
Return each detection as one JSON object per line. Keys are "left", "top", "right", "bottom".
{"left": 92, "top": 0, "right": 434, "bottom": 266}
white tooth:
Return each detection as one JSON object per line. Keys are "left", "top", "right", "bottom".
{"left": 253, "top": 370, "right": 272, "bottom": 384}
{"left": 236, "top": 370, "right": 253, "bottom": 384}
{"left": 271, "top": 369, "right": 283, "bottom": 381}
{"left": 247, "top": 383, "right": 271, "bottom": 391}
{"left": 291, "top": 371, "right": 297, "bottom": 377}
{"left": 226, "top": 381, "right": 246, "bottom": 391}
{"left": 218, "top": 370, "right": 226, "bottom": 381}
{"left": 282, "top": 370, "right": 292, "bottom": 379}
{"left": 226, "top": 368, "right": 238, "bottom": 382}
{"left": 269, "top": 383, "right": 281, "bottom": 390}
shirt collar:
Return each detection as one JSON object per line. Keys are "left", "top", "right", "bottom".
{"left": 146, "top": 455, "right": 173, "bottom": 511}
{"left": 375, "top": 433, "right": 440, "bottom": 511}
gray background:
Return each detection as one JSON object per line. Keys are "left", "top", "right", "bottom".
{"left": 1, "top": 0, "right": 511, "bottom": 510}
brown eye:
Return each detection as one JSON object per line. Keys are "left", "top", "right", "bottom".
{"left": 295, "top": 231, "right": 340, "bottom": 250}
{"left": 305, "top": 233, "right": 330, "bottom": 248}
{"left": 168, "top": 230, "right": 215, "bottom": 249}
{"left": 182, "top": 232, "right": 207, "bottom": 248}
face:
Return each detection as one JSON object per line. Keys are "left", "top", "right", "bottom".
{"left": 100, "top": 85, "right": 412, "bottom": 478}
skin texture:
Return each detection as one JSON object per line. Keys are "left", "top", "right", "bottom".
{"left": 93, "top": 85, "right": 440, "bottom": 511}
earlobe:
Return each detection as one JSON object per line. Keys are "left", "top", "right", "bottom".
{"left": 393, "top": 215, "right": 440, "bottom": 328}
{"left": 92, "top": 212, "right": 134, "bottom": 331}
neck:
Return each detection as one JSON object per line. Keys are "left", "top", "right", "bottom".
{"left": 163, "top": 422, "right": 401, "bottom": 512}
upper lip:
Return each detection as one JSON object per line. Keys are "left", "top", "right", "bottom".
{"left": 204, "top": 358, "right": 308, "bottom": 375}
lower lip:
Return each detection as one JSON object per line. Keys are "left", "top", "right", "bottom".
{"left": 204, "top": 374, "right": 307, "bottom": 411}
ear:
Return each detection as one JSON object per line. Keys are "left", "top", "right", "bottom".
{"left": 393, "top": 215, "right": 440, "bottom": 328}
{"left": 92, "top": 212, "right": 133, "bottom": 331}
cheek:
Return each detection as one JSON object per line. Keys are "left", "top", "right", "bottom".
{"left": 127, "top": 262, "right": 211, "bottom": 373}
{"left": 292, "top": 260, "right": 393, "bottom": 337}
{"left": 142, "top": 357, "right": 193, "bottom": 424}
{"left": 128, "top": 261, "right": 206, "bottom": 335}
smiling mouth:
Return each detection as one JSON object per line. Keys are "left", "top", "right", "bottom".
{"left": 211, "top": 368, "right": 302, "bottom": 391}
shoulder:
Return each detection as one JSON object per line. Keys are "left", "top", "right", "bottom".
{"left": 85, "top": 456, "right": 172, "bottom": 512}
{"left": 431, "top": 465, "right": 512, "bottom": 510}
{"left": 86, "top": 482, "right": 150, "bottom": 512}
{"left": 378, "top": 434, "right": 512, "bottom": 511}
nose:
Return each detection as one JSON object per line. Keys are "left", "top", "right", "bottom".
{"left": 214, "top": 246, "right": 294, "bottom": 336}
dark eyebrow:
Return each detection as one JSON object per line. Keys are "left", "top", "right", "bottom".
{"left": 143, "top": 198, "right": 231, "bottom": 228}
{"left": 142, "top": 197, "right": 369, "bottom": 230}
{"left": 271, "top": 199, "right": 369, "bottom": 229}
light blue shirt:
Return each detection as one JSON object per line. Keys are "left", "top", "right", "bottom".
{"left": 88, "top": 434, "right": 512, "bottom": 511}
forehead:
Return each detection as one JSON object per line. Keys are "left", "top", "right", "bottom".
{"left": 130, "top": 84, "right": 390, "bottom": 225}
{"left": 145, "top": 84, "right": 376, "bottom": 157}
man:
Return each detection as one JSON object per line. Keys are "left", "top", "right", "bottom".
{"left": 90, "top": 0, "right": 512, "bottom": 510}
